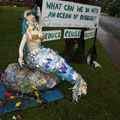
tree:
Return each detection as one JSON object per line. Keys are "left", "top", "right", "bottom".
{"left": 108, "top": 0, "right": 120, "bottom": 17}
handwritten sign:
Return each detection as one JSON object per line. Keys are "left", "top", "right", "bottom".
{"left": 42, "top": 0, "right": 101, "bottom": 28}
{"left": 64, "top": 29, "right": 81, "bottom": 38}
{"left": 43, "top": 30, "right": 61, "bottom": 42}
{"left": 84, "top": 30, "right": 95, "bottom": 40}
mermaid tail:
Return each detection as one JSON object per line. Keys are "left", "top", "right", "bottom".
{"left": 26, "top": 47, "right": 87, "bottom": 102}
{"left": 2, "top": 48, "right": 87, "bottom": 102}
{"left": 72, "top": 75, "right": 87, "bottom": 102}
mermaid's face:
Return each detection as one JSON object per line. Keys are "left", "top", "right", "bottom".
{"left": 26, "top": 14, "right": 35, "bottom": 25}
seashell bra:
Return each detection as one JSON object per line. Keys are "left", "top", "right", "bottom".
{"left": 27, "top": 27, "right": 40, "bottom": 40}
{"left": 26, "top": 27, "right": 44, "bottom": 41}
{"left": 31, "top": 34, "right": 40, "bottom": 41}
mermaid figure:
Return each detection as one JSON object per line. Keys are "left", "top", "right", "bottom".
{"left": 16, "top": 6, "right": 87, "bottom": 102}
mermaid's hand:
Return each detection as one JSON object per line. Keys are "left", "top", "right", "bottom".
{"left": 39, "top": 33, "right": 45, "bottom": 41}
{"left": 18, "top": 57, "right": 24, "bottom": 67}
{"left": 37, "top": 7, "right": 40, "bottom": 16}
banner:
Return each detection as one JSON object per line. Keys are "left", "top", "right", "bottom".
{"left": 84, "top": 30, "right": 95, "bottom": 40}
{"left": 43, "top": 30, "right": 61, "bottom": 42}
{"left": 42, "top": 30, "right": 95, "bottom": 41}
{"left": 42, "top": 0, "right": 101, "bottom": 28}
{"left": 64, "top": 29, "right": 81, "bottom": 38}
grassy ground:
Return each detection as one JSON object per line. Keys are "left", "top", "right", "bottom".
{"left": 0, "top": 6, "right": 120, "bottom": 120}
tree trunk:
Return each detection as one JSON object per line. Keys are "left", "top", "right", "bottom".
{"left": 63, "top": 28, "right": 86, "bottom": 64}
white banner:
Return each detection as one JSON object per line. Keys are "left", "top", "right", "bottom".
{"left": 42, "top": 0, "right": 101, "bottom": 28}
{"left": 43, "top": 30, "right": 61, "bottom": 42}
{"left": 64, "top": 29, "right": 81, "bottom": 38}
{"left": 84, "top": 30, "right": 95, "bottom": 40}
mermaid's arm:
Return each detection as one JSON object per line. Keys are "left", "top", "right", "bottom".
{"left": 37, "top": 7, "right": 45, "bottom": 42}
{"left": 18, "top": 33, "right": 27, "bottom": 66}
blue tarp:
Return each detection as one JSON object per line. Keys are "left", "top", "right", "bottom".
{"left": 0, "top": 82, "right": 64, "bottom": 114}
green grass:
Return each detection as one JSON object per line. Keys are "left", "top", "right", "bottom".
{"left": 0, "top": 6, "right": 120, "bottom": 120}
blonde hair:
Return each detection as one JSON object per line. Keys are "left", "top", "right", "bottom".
{"left": 24, "top": 10, "right": 32, "bottom": 19}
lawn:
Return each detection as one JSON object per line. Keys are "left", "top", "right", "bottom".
{"left": 0, "top": 6, "right": 120, "bottom": 120}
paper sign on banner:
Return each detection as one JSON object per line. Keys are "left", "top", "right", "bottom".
{"left": 43, "top": 30, "right": 61, "bottom": 42}
{"left": 64, "top": 29, "right": 81, "bottom": 39}
{"left": 84, "top": 30, "right": 95, "bottom": 40}
{"left": 42, "top": 0, "right": 101, "bottom": 28}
